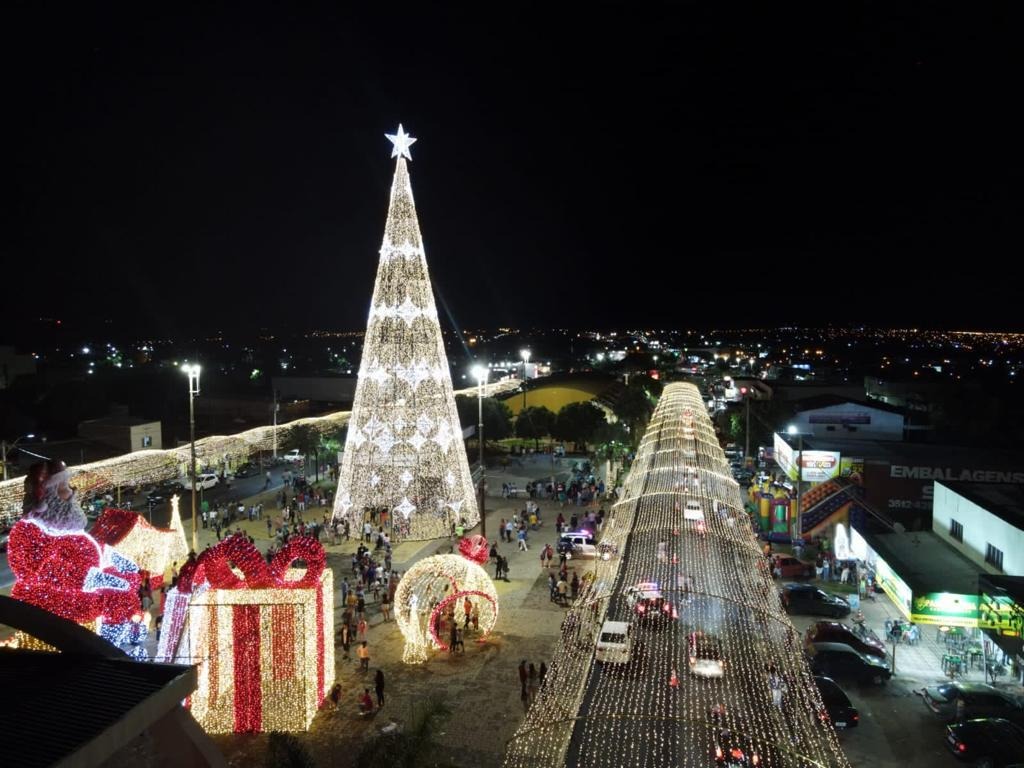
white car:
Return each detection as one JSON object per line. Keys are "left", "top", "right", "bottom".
{"left": 684, "top": 499, "right": 706, "bottom": 534}
{"left": 688, "top": 631, "right": 725, "bottom": 678}
{"left": 595, "top": 620, "right": 633, "bottom": 664}
{"left": 559, "top": 531, "right": 598, "bottom": 559}
{"left": 283, "top": 449, "right": 305, "bottom": 463}
{"left": 180, "top": 473, "right": 219, "bottom": 491}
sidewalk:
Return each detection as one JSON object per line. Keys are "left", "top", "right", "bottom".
{"left": 822, "top": 580, "right": 1024, "bottom": 695}
{"left": 212, "top": 489, "right": 586, "bottom": 768}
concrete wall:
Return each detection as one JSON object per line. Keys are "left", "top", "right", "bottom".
{"left": 932, "top": 482, "right": 1024, "bottom": 576}
{"left": 129, "top": 422, "right": 163, "bottom": 451}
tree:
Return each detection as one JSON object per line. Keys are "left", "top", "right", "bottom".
{"left": 554, "top": 401, "right": 607, "bottom": 452}
{"left": 333, "top": 126, "right": 478, "bottom": 539}
{"left": 613, "top": 380, "right": 658, "bottom": 445}
{"left": 728, "top": 412, "right": 744, "bottom": 444}
{"left": 593, "top": 420, "right": 630, "bottom": 463}
{"left": 454, "top": 395, "right": 513, "bottom": 442}
{"left": 515, "top": 406, "right": 556, "bottom": 450}
{"left": 286, "top": 423, "right": 319, "bottom": 480}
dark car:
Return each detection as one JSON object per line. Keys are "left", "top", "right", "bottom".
{"left": 814, "top": 676, "right": 860, "bottom": 729}
{"left": 711, "top": 727, "right": 779, "bottom": 767}
{"left": 145, "top": 480, "right": 181, "bottom": 506}
{"left": 806, "top": 622, "right": 887, "bottom": 660}
{"left": 781, "top": 583, "right": 851, "bottom": 618}
{"left": 233, "top": 463, "right": 259, "bottom": 478}
{"left": 945, "top": 718, "right": 1024, "bottom": 766}
{"left": 807, "top": 642, "right": 891, "bottom": 685}
{"left": 923, "top": 682, "right": 1024, "bottom": 726}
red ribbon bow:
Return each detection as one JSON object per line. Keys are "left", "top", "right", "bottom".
{"left": 179, "top": 534, "right": 325, "bottom": 593}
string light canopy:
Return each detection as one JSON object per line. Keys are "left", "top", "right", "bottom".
{"left": 332, "top": 126, "right": 478, "bottom": 541}
{"left": 504, "top": 383, "right": 851, "bottom": 768}
{"left": 0, "top": 381, "right": 515, "bottom": 525}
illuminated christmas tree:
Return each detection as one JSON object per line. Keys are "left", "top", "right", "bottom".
{"left": 332, "top": 126, "right": 478, "bottom": 540}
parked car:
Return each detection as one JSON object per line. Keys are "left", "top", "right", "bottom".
{"left": 781, "top": 583, "right": 851, "bottom": 618}
{"left": 232, "top": 463, "right": 259, "bottom": 478}
{"left": 807, "top": 642, "right": 891, "bottom": 685}
{"left": 814, "top": 675, "right": 860, "bottom": 729}
{"left": 283, "top": 449, "right": 305, "bottom": 463}
{"left": 806, "top": 622, "right": 887, "bottom": 660}
{"left": 688, "top": 631, "right": 725, "bottom": 679}
{"left": 595, "top": 620, "right": 633, "bottom": 664}
{"left": 772, "top": 554, "right": 814, "bottom": 579}
{"left": 179, "top": 473, "right": 219, "bottom": 491}
{"left": 624, "top": 582, "right": 678, "bottom": 624}
{"left": 923, "top": 682, "right": 1024, "bottom": 726}
{"left": 945, "top": 717, "right": 1024, "bottom": 766}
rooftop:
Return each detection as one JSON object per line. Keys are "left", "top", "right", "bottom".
{"left": 857, "top": 528, "right": 981, "bottom": 595}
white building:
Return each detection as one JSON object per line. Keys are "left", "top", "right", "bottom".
{"left": 790, "top": 395, "right": 906, "bottom": 442}
{"left": 932, "top": 481, "right": 1024, "bottom": 577}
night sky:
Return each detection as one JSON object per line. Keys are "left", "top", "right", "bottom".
{"left": 8, "top": 3, "right": 1023, "bottom": 340}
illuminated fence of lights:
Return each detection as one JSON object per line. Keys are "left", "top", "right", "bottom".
{"left": 504, "top": 382, "right": 851, "bottom": 768}
{"left": 0, "top": 381, "right": 516, "bottom": 525}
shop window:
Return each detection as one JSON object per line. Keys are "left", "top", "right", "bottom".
{"left": 985, "top": 544, "right": 1004, "bottom": 571}
{"left": 949, "top": 519, "right": 963, "bottom": 542}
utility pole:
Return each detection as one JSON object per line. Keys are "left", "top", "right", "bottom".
{"left": 272, "top": 390, "right": 279, "bottom": 459}
{"left": 184, "top": 364, "right": 201, "bottom": 554}
{"left": 744, "top": 395, "right": 751, "bottom": 461}
{"left": 478, "top": 376, "right": 486, "bottom": 541}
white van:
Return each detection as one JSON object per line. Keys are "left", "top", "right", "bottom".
{"left": 595, "top": 620, "right": 633, "bottom": 664}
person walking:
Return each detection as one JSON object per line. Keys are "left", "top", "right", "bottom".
{"left": 357, "top": 617, "right": 368, "bottom": 643}
{"left": 571, "top": 572, "right": 580, "bottom": 600}
{"left": 556, "top": 577, "right": 569, "bottom": 604}
{"left": 463, "top": 596, "right": 473, "bottom": 629}
{"left": 374, "top": 668, "right": 385, "bottom": 708}
{"left": 380, "top": 593, "right": 392, "bottom": 622}
{"left": 518, "top": 528, "right": 529, "bottom": 552}
{"left": 768, "top": 667, "right": 786, "bottom": 709}
{"left": 527, "top": 663, "right": 539, "bottom": 703}
{"left": 357, "top": 641, "right": 370, "bottom": 672}
{"left": 340, "top": 623, "right": 351, "bottom": 660}
{"left": 518, "top": 659, "right": 528, "bottom": 692}
{"left": 539, "top": 661, "right": 548, "bottom": 688}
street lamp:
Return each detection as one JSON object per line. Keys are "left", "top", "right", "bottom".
{"left": 520, "top": 349, "right": 531, "bottom": 412}
{"left": 183, "top": 364, "right": 201, "bottom": 553}
{"left": 472, "top": 365, "right": 489, "bottom": 541}
{"left": 1, "top": 434, "right": 36, "bottom": 481}
{"left": 786, "top": 424, "right": 804, "bottom": 541}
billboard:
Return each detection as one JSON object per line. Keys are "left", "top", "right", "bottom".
{"left": 773, "top": 433, "right": 797, "bottom": 481}
{"left": 800, "top": 450, "right": 841, "bottom": 483}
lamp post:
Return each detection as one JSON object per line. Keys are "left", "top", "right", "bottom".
{"left": 786, "top": 424, "right": 804, "bottom": 541}
{"left": 520, "top": 349, "right": 531, "bottom": 412}
{"left": 1, "top": 434, "right": 36, "bottom": 481}
{"left": 472, "top": 365, "right": 489, "bottom": 541}
{"left": 183, "top": 364, "right": 201, "bottom": 553}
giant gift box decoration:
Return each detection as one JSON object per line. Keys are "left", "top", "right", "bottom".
{"left": 185, "top": 534, "right": 334, "bottom": 733}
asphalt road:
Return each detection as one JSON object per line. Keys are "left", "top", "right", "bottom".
{"left": 561, "top": 384, "right": 845, "bottom": 768}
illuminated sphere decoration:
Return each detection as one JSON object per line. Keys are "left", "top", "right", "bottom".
{"left": 395, "top": 550, "right": 498, "bottom": 664}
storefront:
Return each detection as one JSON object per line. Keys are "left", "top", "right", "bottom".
{"left": 978, "top": 575, "right": 1024, "bottom": 684}
{"left": 851, "top": 524, "right": 982, "bottom": 628}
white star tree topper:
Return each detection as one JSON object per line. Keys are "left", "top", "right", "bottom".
{"left": 386, "top": 124, "right": 417, "bottom": 160}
